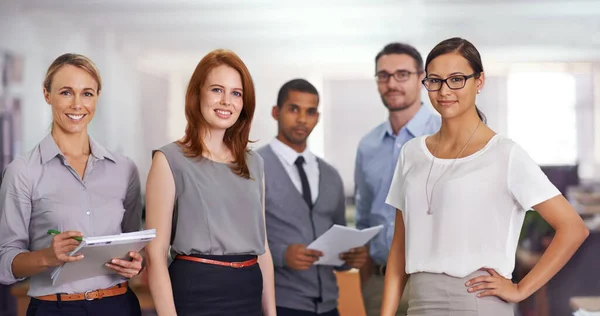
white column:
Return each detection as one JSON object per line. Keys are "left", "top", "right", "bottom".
{"left": 168, "top": 72, "right": 187, "bottom": 141}
{"left": 574, "top": 72, "right": 595, "bottom": 180}
{"left": 592, "top": 64, "right": 600, "bottom": 178}
{"left": 0, "top": 15, "right": 51, "bottom": 152}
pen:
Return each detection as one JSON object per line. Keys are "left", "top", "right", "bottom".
{"left": 47, "top": 229, "right": 83, "bottom": 242}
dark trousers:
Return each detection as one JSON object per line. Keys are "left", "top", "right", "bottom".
{"left": 277, "top": 306, "right": 340, "bottom": 316}
{"left": 26, "top": 288, "right": 141, "bottom": 316}
{"left": 0, "top": 284, "right": 17, "bottom": 316}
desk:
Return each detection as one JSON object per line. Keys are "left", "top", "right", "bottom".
{"left": 571, "top": 296, "right": 600, "bottom": 311}
{"left": 336, "top": 269, "right": 366, "bottom": 316}
{"left": 547, "top": 231, "right": 600, "bottom": 316}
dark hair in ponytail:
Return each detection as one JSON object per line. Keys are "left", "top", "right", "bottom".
{"left": 425, "top": 37, "right": 487, "bottom": 124}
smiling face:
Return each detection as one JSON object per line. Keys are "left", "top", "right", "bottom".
{"left": 199, "top": 64, "right": 244, "bottom": 132}
{"left": 425, "top": 52, "right": 484, "bottom": 120}
{"left": 44, "top": 64, "right": 99, "bottom": 135}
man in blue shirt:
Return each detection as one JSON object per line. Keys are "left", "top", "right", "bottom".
{"left": 354, "top": 43, "right": 441, "bottom": 316}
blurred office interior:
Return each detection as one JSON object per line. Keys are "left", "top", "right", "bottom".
{"left": 1, "top": 1, "right": 600, "bottom": 315}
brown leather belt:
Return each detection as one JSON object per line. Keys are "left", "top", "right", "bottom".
{"left": 176, "top": 255, "right": 258, "bottom": 268}
{"left": 35, "top": 282, "right": 128, "bottom": 302}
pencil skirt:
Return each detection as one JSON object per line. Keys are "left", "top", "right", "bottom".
{"left": 407, "top": 270, "right": 514, "bottom": 316}
{"left": 169, "top": 254, "right": 263, "bottom": 316}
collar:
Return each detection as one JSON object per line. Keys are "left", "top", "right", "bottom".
{"left": 89, "top": 137, "right": 115, "bottom": 162}
{"left": 39, "top": 134, "right": 62, "bottom": 164}
{"left": 381, "top": 103, "right": 433, "bottom": 139}
{"left": 269, "top": 137, "right": 316, "bottom": 166}
{"left": 40, "top": 134, "right": 115, "bottom": 164}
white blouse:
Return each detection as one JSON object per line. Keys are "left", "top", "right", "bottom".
{"left": 385, "top": 134, "right": 560, "bottom": 279}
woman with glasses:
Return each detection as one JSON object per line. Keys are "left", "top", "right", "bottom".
{"left": 380, "top": 37, "right": 589, "bottom": 316}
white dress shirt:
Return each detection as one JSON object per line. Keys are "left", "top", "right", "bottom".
{"left": 269, "top": 138, "right": 320, "bottom": 204}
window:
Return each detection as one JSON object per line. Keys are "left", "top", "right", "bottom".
{"left": 507, "top": 72, "right": 577, "bottom": 165}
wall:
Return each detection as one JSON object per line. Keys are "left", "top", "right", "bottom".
{"left": 320, "top": 64, "right": 600, "bottom": 195}
{"left": 138, "top": 71, "right": 170, "bottom": 189}
{"left": 0, "top": 14, "right": 51, "bottom": 152}
{"left": 167, "top": 63, "right": 327, "bottom": 156}
{"left": 323, "top": 78, "right": 386, "bottom": 196}
{"left": 594, "top": 64, "right": 600, "bottom": 176}
{"left": 0, "top": 14, "right": 143, "bottom": 177}
{"left": 3, "top": 7, "right": 600, "bottom": 195}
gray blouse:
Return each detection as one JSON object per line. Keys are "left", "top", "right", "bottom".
{"left": 0, "top": 134, "right": 142, "bottom": 296}
{"left": 157, "top": 142, "right": 265, "bottom": 256}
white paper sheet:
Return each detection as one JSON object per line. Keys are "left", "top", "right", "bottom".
{"left": 51, "top": 229, "right": 156, "bottom": 285}
{"left": 573, "top": 309, "right": 600, "bottom": 316}
{"left": 307, "top": 224, "right": 383, "bottom": 266}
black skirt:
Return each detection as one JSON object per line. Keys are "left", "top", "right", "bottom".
{"left": 169, "top": 254, "right": 263, "bottom": 316}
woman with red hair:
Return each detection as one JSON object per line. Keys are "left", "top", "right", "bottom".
{"left": 145, "top": 49, "right": 276, "bottom": 316}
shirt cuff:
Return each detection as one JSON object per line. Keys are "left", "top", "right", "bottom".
{"left": 368, "top": 240, "right": 388, "bottom": 266}
{"left": 269, "top": 243, "right": 288, "bottom": 268}
{"left": 0, "top": 248, "right": 29, "bottom": 285}
{"left": 334, "top": 264, "right": 352, "bottom": 272}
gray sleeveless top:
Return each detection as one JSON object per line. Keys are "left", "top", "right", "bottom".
{"left": 156, "top": 142, "right": 266, "bottom": 256}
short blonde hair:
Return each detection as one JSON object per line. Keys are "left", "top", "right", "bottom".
{"left": 43, "top": 53, "right": 102, "bottom": 93}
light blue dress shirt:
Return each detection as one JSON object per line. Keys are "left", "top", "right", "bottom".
{"left": 354, "top": 105, "right": 441, "bottom": 265}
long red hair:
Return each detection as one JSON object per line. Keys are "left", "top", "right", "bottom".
{"left": 178, "top": 49, "right": 256, "bottom": 179}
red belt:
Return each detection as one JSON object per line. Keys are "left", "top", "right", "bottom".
{"left": 176, "top": 255, "right": 258, "bottom": 268}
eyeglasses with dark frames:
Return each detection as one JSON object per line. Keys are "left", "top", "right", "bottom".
{"left": 375, "top": 70, "right": 422, "bottom": 83}
{"left": 421, "top": 73, "right": 476, "bottom": 91}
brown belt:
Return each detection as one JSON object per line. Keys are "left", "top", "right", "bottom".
{"left": 176, "top": 255, "right": 258, "bottom": 268}
{"left": 35, "top": 282, "right": 128, "bottom": 302}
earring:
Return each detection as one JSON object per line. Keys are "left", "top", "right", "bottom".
{"left": 477, "top": 90, "right": 481, "bottom": 94}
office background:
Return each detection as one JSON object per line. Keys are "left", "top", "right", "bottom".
{"left": 2, "top": 1, "right": 600, "bottom": 315}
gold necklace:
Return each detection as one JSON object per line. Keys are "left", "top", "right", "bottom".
{"left": 425, "top": 120, "right": 481, "bottom": 215}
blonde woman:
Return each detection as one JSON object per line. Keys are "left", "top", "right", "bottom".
{"left": 0, "top": 54, "right": 143, "bottom": 316}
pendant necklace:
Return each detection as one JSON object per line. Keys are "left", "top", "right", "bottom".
{"left": 425, "top": 120, "right": 481, "bottom": 215}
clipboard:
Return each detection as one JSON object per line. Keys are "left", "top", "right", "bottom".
{"left": 51, "top": 229, "right": 156, "bottom": 285}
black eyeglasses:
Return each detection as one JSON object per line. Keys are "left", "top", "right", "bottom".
{"left": 422, "top": 74, "right": 476, "bottom": 91}
{"left": 375, "top": 70, "right": 422, "bottom": 83}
